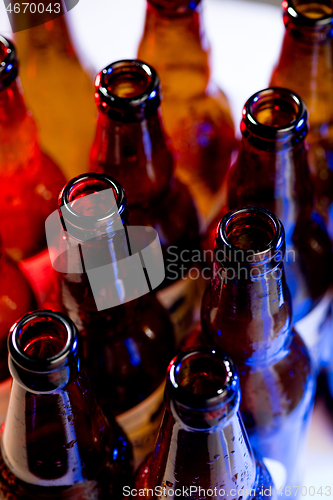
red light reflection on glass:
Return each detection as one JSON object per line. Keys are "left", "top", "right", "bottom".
{"left": 95, "top": 74, "right": 101, "bottom": 87}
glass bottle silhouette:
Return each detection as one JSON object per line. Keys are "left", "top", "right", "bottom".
{"left": 0, "top": 310, "right": 133, "bottom": 499}
{"left": 137, "top": 0, "right": 235, "bottom": 221}
{"left": 197, "top": 207, "right": 315, "bottom": 492}
{"left": 10, "top": 1, "right": 96, "bottom": 179}
{"left": 0, "top": 236, "right": 36, "bottom": 422}
{"left": 90, "top": 59, "right": 201, "bottom": 346}
{"left": 227, "top": 87, "right": 333, "bottom": 370}
{"left": 136, "top": 348, "right": 275, "bottom": 500}
{"left": 53, "top": 172, "right": 175, "bottom": 468}
{"left": 270, "top": 0, "right": 333, "bottom": 229}
{"left": 0, "top": 35, "right": 66, "bottom": 301}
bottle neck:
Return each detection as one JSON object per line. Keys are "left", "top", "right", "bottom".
{"left": 56, "top": 174, "right": 145, "bottom": 319}
{"left": 138, "top": 2, "right": 210, "bottom": 100}
{"left": 202, "top": 259, "right": 292, "bottom": 364}
{"left": 146, "top": 403, "right": 257, "bottom": 496}
{"left": 0, "top": 79, "right": 40, "bottom": 171}
{"left": 273, "top": 30, "right": 333, "bottom": 131}
{"left": 0, "top": 78, "right": 26, "bottom": 125}
{"left": 229, "top": 138, "right": 313, "bottom": 233}
{"left": 1, "top": 374, "right": 112, "bottom": 487}
{"left": 90, "top": 110, "right": 174, "bottom": 206}
{"left": 58, "top": 220, "right": 137, "bottom": 323}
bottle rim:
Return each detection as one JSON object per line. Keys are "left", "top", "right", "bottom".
{"left": 241, "top": 87, "right": 308, "bottom": 143}
{"left": 8, "top": 310, "right": 78, "bottom": 374}
{"left": 283, "top": 0, "right": 333, "bottom": 28}
{"left": 0, "top": 35, "right": 18, "bottom": 91}
{"left": 167, "top": 348, "right": 240, "bottom": 413}
{"left": 215, "top": 206, "right": 285, "bottom": 270}
{"left": 94, "top": 59, "right": 161, "bottom": 122}
{"left": 59, "top": 173, "right": 127, "bottom": 234}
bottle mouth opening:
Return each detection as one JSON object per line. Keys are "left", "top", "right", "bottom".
{"left": 241, "top": 88, "right": 307, "bottom": 142}
{"left": 95, "top": 60, "right": 161, "bottom": 122}
{"left": 216, "top": 206, "right": 285, "bottom": 267}
{"left": 167, "top": 348, "right": 239, "bottom": 412}
{"left": 59, "top": 173, "right": 127, "bottom": 233}
{"left": 0, "top": 36, "right": 18, "bottom": 91}
{"left": 283, "top": 0, "right": 333, "bottom": 26}
{"left": 9, "top": 311, "right": 77, "bottom": 373}
{"left": 101, "top": 63, "right": 153, "bottom": 99}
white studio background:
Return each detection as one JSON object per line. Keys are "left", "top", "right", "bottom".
{"left": 1, "top": 0, "right": 333, "bottom": 497}
{"left": 0, "top": 0, "right": 284, "bottom": 126}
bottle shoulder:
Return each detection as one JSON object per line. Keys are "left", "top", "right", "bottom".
{"left": 270, "top": 34, "right": 333, "bottom": 122}
{"left": 187, "top": 308, "right": 314, "bottom": 417}
{"left": 134, "top": 431, "right": 275, "bottom": 499}
{"left": 0, "top": 150, "right": 66, "bottom": 260}
{"left": 128, "top": 177, "right": 200, "bottom": 251}
{"left": 0, "top": 444, "right": 133, "bottom": 500}
{"left": 0, "top": 374, "right": 133, "bottom": 498}
{"left": 239, "top": 330, "right": 314, "bottom": 429}
{"left": 0, "top": 256, "right": 36, "bottom": 380}
{"left": 74, "top": 296, "right": 174, "bottom": 415}
{"left": 285, "top": 211, "right": 333, "bottom": 304}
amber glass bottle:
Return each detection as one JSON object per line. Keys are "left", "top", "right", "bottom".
{"left": 227, "top": 87, "right": 333, "bottom": 369}
{"left": 90, "top": 60, "right": 200, "bottom": 345}
{"left": 11, "top": 2, "right": 96, "bottom": 179}
{"left": 0, "top": 238, "right": 36, "bottom": 421}
{"left": 0, "top": 35, "right": 66, "bottom": 301}
{"left": 270, "top": 0, "right": 333, "bottom": 226}
{"left": 197, "top": 207, "right": 314, "bottom": 491}
{"left": 137, "top": 0, "right": 235, "bottom": 221}
{"left": 55, "top": 173, "right": 174, "bottom": 468}
{"left": 136, "top": 348, "right": 275, "bottom": 499}
{"left": 0, "top": 310, "right": 133, "bottom": 499}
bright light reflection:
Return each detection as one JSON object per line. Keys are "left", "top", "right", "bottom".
{"left": 287, "top": 6, "right": 297, "bottom": 17}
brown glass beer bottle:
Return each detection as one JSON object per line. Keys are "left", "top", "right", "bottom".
{"left": 136, "top": 348, "right": 275, "bottom": 500}
{"left": 270, "top": 0, "right": 333, "bottom": 227}
{"left": 90, "top": 60, "right": 201, "bottom": 345}
{"left": 0, "top": 35, "right": 66, "bottom": 301}
{"left": 197, "top": 206, "right": 315, "bottom": 492}
{"left": 137, "top": 0, "right": 235, "bottom": 221}
{"left": 227, "top": 87, "right": 333, "bottom": 370}
{"left": 0, "top": 310, "right": 133, "bottom": 499}
{"left": 0, "top": 237, "right": 36, "bottom": 422}
{"left": 53, "top": 173, "right": 174, "bottom": 468}
{"left": 10, "top": 2, "right": 96, "bottom": 179}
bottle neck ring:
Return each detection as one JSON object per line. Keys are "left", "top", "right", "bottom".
{"left": 59, "top": 173, "right": 128, "bottom": 241}
{"left": 95, "top": 60, "right": 161, "bottom": 123}
{"left": 8, "top": 311, "right": 80, "bottom": 393}
{"left": 0, "top": 36, "right": 19, "bottom": 92}
{"left": 240, "top": 87, "right": 308, "bottom": 150}
{"left": 166, "top": 348, "right": 240, "bottom": 430}
{"left": 215, "top": 206, "right": 285, "bottom": 277}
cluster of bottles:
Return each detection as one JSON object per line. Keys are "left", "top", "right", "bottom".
{"left": 0, "top": 0, "right": 332, "bottom": 498}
